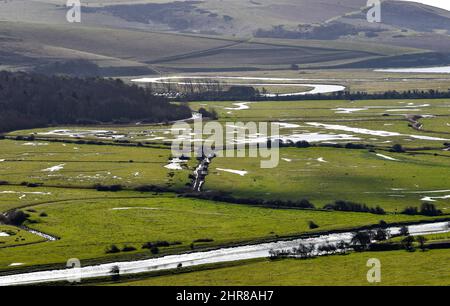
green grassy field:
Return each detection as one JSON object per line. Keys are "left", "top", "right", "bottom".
{"left": 0, "top": 225, "right": 44, "bottom": 249}
{"left": 0, "top": 185, "right": 154, "bottom": 212}
{"left": 110, "top": 249, "right": 450, "bottom": 286}
{"left": 206, "top": 147, "right": 450, "bottom": 212}
{"left": 0, "top": 139, "right": 191, "bottom": 190}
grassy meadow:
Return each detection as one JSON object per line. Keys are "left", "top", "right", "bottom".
{"left": 0, "top": 139, "right": 192, "bottom": 190}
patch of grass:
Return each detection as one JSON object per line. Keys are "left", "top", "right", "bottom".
{"left": 0, "top": 225, "right": 44, "bottom": 249}
{"left": 205, "top": 147, "right": 450, "bottom": 212}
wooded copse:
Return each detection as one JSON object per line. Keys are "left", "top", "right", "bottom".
{"left": 0, "top": 71, "right": 192, "bottom": 133}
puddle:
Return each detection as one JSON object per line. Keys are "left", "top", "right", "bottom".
{"left": 39, "top": 129, "right": 122, "bottom": 139}
{"left": 280, "top": 133, "right": 360, "bottom": 143}
{"left": 216, "top": 168, "right": 248, "bottom": 176}
{"left": 225, "top": 102, "right": 251, "bottom": 110}
{"left": 42, "top": 164, "right": 65, "bottom": 172}
{"left": 22, "top": 142, "right": 48, "bottom": 146}
{"left": 0, "top": 191, "right": 51, "bottom": 195}
{"left": 421, "top": 195, "right": 450, "bottom": 202}
{"left": 333, "top": 108, "right": 368, "bottom": 114}
{"left": 273, "top": 122, "right": 301, "bottom": 129}
{"left": 375, "top": 153, "right": 399, "bottom": 161}
{"left": 307, "top": 122, "right": 449, "bottom": 141}
{"left": 164, "top": 158, "right": 187, "bottom": 170}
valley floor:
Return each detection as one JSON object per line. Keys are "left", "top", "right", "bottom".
{"left": 0, "top": 96, "right": 448, "bottom": 285}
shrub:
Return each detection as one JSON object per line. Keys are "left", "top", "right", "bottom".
{"left": 296, "top": 199, "right": 315, "bottom": 209}
{"left": 351, "top": 231, "right": 372, "bottom": 251}
{"left": 198, "top": 108, "right": 218, "bottom": 120}
{"left": 401, "top": 204, "right": 442, "bottom": 216}
{"left": 121, "top": 245, "right": 137, "bottom": 252}
{"left": 345, "top": 143, "right": 367, "bottom": 150}
{"left": 150, "top": 246, "right": 159, "bottom": 255}
{"left": 26, "top": 183, "right": 40, "bottom": 188}
{"left": 95, "top": 184, "right": 123, "bottom": 192}
{"left": 0, "top": 210, "right": 29, "bottom": 226}
{"left": 373, "top": 228, "right": 389, "bottom": 241}
{"left": 105, "top": 245, "right": 121, "bottom": 254}
{"left": 308, "top": 221, "right": 319, "bottom": 230}
{"left": 324, "top": 200, "right": 385, "bottom": 215}
{"left": 401, "top": 236, "right": 416, "bottom": 252}
{"left": 142, "top": 240, "right": 180, "bottom": 249}
{"left": 134, "top": 185, "right": 169, "bottom": 193}
{"left": 416, "top": 236, "right": 428, "bottom": 251}
{"left": 402, "top": 206, "right": 419, "bottom": 215}
{"left": 110, "top": 265, "right": 120, "bottom": 281}
{"left": 420, "top": 203, "right": 442, "bottom": 216}
{"left": 295, "top": 141, "right": 311, "bottom": 148}
{"left": 193, "top": 238, "right": 214, "bottom": 243}
{"left": 379, "top": 220, "right": 388, "bottom": 228}
{"left": 391, "top": 144, "right": 405, "bottom": 153}
{"left": 399, "top": 226, "right": 410, "bottom": 237}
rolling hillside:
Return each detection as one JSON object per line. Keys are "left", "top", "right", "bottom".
{"left": 1, "top": 0, "right": 449, "bottom": 75}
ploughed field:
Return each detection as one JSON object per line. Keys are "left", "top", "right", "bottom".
{"left": 1, "top": 98, "right": 449, "bottom": 283}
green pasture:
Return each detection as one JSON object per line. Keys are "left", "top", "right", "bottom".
{"left": 0, "top": 140, "right": 191, "bottom": 190}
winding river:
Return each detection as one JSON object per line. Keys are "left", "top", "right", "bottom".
{"left": 131, "top": 76, "right": 346, "bottom": 97}
{"left": 0, "top": 221, "right": 448, "bottom": 286}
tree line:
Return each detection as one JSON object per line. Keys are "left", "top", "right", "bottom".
{"left": 174, "top": 86, "right": 450, "bottom": 102}
{"left": 0, "top": 71, "right": 192, "bottom": 133}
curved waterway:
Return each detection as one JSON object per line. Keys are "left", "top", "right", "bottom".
{"left": 375, "top": 66, "right": 450, "bottom": 73}
{"left": 0, "top": 221, "right": 448, "bottom": 286}
{"left": 131, "top": 76, "right": 346, "bottom": 97}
